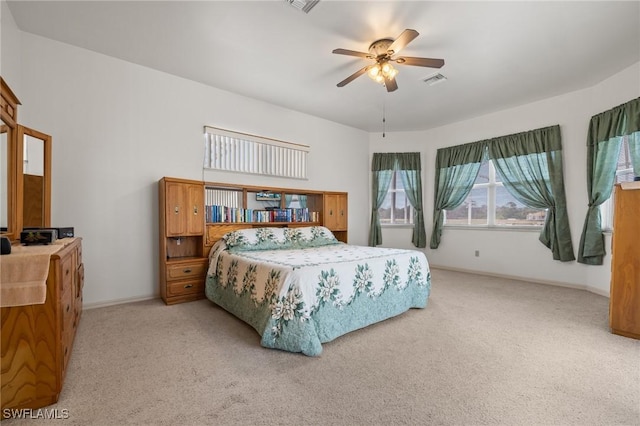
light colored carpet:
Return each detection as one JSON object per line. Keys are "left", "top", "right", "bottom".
{"left": 4, "top": 268, "right": 639, "bottom": 425}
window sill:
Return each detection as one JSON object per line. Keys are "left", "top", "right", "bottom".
{"left": 381, "top": 224, "right": 415, "bottom": 229}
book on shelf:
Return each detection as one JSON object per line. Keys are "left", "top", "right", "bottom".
{"left": 205, "top": 205, "right": 319, "bottom": 224}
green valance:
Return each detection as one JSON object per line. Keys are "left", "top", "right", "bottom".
{"left": 587, "top": 97, "right": 640, "bottom": 146}
{"left": 485, "top": 125, "right": 562, "bottom": 157}
{"left": 435, "top": 141, "right": 486, "bottom": 168}
{"left": 372, "top": 152, "right": 422, "bottom": 171}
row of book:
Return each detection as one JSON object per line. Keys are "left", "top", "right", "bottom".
{"left": 206, "top": 206, "right": 320, "bottom": 224}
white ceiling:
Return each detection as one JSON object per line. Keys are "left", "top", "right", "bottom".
{"left": 7, "top": 1, "right": 640, "bottom": 132}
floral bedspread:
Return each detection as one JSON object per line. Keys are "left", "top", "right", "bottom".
{"left": 205, "top": 239, "right": 431, "bottom": 356}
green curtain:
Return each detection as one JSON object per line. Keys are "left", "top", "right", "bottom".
{"left": 487, "top": 125, "right": 575, "bottom": 261}
{"left": 368, "top": 170, "right": 393, "bottom": 246}
{"left": 629, "top": 131, "right": 640, "bottom": 175}
{"left": 396, "top": 153, "right": 426, "bottom": 248}
{"left": 369, "top": 152, "right": 426, "bottom": 247}
{"left": 369, "top": 153, "right": 396, "bottom": 246}
{"left": 430, "top": 142, "right": 485, "bottom": 249}
{"left": 578, "top": 97, "right": 640, "bottom": 265}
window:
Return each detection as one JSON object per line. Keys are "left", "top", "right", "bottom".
{"left": 444, "top": 160, "right": 547, "bottom": 227}
{"left": 204, "top": 126, "right": 309, "bottom": 179}
{"left": 600, "top": 135, "right": 634, "bottom": 231}
{"left": 379, "top": 171, "right": 414, "bottom": 225}
{"left": 371, "top": 152, "right": 426, "bottom": 248}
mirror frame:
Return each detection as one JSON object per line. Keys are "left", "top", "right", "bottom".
{"left": 17, "top": 125, "right": 52, "bottom": 230}
{"left": 1, "top": 77, "right": 21, "bottom": 241}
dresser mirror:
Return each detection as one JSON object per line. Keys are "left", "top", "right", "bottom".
{"left": 1, "top": 77, "right": 18, "bottom": 241}
{"left": 1, "top": 77, "right": 51, "bottom": 241}
{"left": 19, "top": 126, "right": 51, "bottom": 229}
{"left": 1, "top": 125, "right": 10, "bottom": 234}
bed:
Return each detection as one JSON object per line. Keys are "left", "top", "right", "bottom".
{"left": 205, "top": 226, "right": 431, "bottom": 356}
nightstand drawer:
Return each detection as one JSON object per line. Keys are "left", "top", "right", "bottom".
{"left": 166, "top": 262, "right": 207, "bottom": 281}
{"left": 166, "top": 280, "right": 204, "bottom": 297}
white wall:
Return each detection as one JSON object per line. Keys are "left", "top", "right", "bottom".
{"left": 0, "top": 0, "right": 21, "bottom": 93}
{"left": 13, "top": 32, "right": 369, "bottom": 306}
{"left": 6, "top": 2, "right": 638, "bottom": 303}
{"left": 370, "top": 62, "right": 640, "bottom": 296}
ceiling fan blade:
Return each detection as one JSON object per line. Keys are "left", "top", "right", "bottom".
{"left": 384, "top": 75, "right": 398, "bottom": 92}
{"left": 332, "top": 48, "right": 372, "bottom": 59}
{"left": 396, "top": 56, "right": 445, "bottom": 68}
{"left": 337, "top": 66, "right": 370, "bottom": 87}
{"left": 388, "top": 29, "right": 419, "bottom": 55}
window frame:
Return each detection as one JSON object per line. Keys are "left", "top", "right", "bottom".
{"left": 379, "top": 170, "right": 414, "bottom": 227}
{"left": 443, "top": 160, "right": 546, "bottom": 230}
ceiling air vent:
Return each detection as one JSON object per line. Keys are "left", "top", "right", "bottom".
{"left": 423, "top": 73, "right": 447, "bottom": 86}
{"left": 285, "top": 0, "right": 320, "bottom": 13}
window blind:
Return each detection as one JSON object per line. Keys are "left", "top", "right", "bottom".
{"left": 204, "top": 126, "right": 309, "bottom": 179}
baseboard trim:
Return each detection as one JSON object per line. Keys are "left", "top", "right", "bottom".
{"left": 429, "top": 264, "right": 609, "bottom": 298}
{"left": 84, "top": 295, "right": 160, "bottom": 310}
{"left": 83, "top": 267, "right": 609, "bottom": 309}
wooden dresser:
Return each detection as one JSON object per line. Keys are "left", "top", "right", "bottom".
{"left": 1, "top": 238, "right": 84, "bottom": 415}
{"left": 609, "top": 184, "right": 640, "bottom": 339}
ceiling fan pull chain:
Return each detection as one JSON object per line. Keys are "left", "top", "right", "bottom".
{"left": 382, "top": 100, "right": 386, "bottom": 138}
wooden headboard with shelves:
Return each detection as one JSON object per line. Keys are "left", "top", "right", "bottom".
{"left": 159, "top": 176, "right": 348, "bottom": 305}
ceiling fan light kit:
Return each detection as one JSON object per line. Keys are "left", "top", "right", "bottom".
{"left": 332, "top": 29, "right": 445, "bottom": 92}
{"left": 367, "top": 61, "right": 398, "bottom": 84}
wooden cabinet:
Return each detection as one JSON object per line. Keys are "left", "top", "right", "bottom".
{"left": 609, "top": 184, "right": 640, "bottom": 339}
{"left": 324, "top": 192, "right": 348, "bottom": 243}
{"left": 165, "top": 259, "right": 208, "bottom": 299}
{"left": 1, "top": 238, "right": 84, "bottom": 415}
{"left": 164, "top": 179, "right": 204, "bottom": 237}
{"left": 324, "top": 193, "right": 348, "bottom": 231}
{"left": 159, "top": 177, "right": 206, "bottom": 305}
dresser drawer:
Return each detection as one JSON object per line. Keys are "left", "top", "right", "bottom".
{"left": 166, "top": 262, "right": 207, "bottom": 281}
{"left": 60, "top": 327, "right": 74, "bottom": 380}
{"left": 61, "top": 287, "right": 74, "bottom": 332}
{"left": 76, "top": 263, "right": 85, "bottom": 299}
{"left": 76, "top": 244, "right": 82, "bottom": 267}
{"left": 60, "top": 254, "right": 75, "bottom": 293}
{"left": 166, "top": 280, "right": 204, "bottom": 297}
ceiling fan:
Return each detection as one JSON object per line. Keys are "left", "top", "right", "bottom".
{"left": 332, "top": 29, "right": 445, "bottom": 92}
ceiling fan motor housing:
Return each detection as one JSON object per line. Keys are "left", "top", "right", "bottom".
{"left": 368, "top": 39, "right": 394, "bottom": 59}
